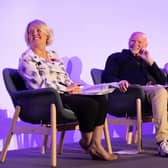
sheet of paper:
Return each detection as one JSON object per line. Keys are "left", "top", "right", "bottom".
{"left": 80, "top": 82, "right": 119, "bottom": 95}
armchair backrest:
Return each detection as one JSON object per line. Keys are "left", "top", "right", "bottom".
{"left": 3, "top": 68, "right": 27, "bottom": 92}
{"left": 90, "top": 68, "right": 103, "bottom": 84}
{"left": 3, "top": 68, "right": 27, "bottom": 106}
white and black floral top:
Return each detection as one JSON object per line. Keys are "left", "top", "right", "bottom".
{"left": 18, "top": 49, "right": 73, "bottom": 93}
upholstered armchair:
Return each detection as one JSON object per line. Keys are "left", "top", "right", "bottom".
{"left": 91, "top": 68, "right": 152, "bottom": 153}
{"left": 1, "top": 68, "right": 112, "bottom": 167}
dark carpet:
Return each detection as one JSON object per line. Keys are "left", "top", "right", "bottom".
{"left": 0, "top": 134, "right": 168, "bottom": 168}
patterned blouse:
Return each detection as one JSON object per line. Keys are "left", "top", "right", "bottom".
{"left": 18, "top": 49, "right": 73, "bottom": 93}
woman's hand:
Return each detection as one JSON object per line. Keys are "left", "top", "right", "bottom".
{"left": 66, "top": 83, "right": 81, "bottom": 94}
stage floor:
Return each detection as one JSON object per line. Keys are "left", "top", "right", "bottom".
{"left": 0, "top": 134, "right": 168, "bottom": 168}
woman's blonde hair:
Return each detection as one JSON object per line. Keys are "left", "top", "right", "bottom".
{"left": 25, "top": 19, "right": 53, "bottom": 46}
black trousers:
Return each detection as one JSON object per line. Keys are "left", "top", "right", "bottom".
{"left": 61, "top": 94, "right": 107, "bottom": 133}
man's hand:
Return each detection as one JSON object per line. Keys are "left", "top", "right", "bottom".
{"left": 118, "top": 80, "right": 129, "bottom": 92}
{"left": 138, "top": 49, "right": 154, "bottom": 65}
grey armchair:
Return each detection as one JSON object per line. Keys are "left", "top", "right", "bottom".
{"left": 0, "top": 68, "right": 79, "bottom": 167}
{"left": 91, "top": 68, "right": 153, "bottom": 153}
{"left": 1, "top": 68, "right": 112, "bottom": 167}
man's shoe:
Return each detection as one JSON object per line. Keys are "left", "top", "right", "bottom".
{"left": 158, "top": 140, "right": 168, "bottom": 157}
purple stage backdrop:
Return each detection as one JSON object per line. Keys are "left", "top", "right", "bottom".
{"left": 0, "top": 0, "right": 167, "bottom": 151}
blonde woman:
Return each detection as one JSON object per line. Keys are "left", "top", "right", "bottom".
{"left": 18, "top": 19, "right": 118, "bottom": 161}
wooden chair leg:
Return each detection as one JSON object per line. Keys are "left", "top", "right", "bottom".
{"left": 104, "top": 119, "right": 112, "bottom": 154}
{"left": 0, "top": 106, "right": 21, "bottom": 162}
{"left": 58, "top": 131, "right": 66, "bottom": 155}
{"left": 51, "top": 104, "right": 57, "bottom": 168}
{"left": 41, "top": 134, "right": 48, "bottom": 154}
{"left": 136, "top": 98, "right": 143, "bottom": 153}
{"left": 126, "top": 125, "right": 133, "bottom": 144}
{"left": 134, "top": 127, "right": 138, "bottom": 144}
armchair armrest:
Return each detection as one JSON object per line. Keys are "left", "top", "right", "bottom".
{"left": 107, "top": 85, "right": 151, "bottom": 117}
{"left": 13, "top": 88, "right": 63, "bottom": 107}
{"left": 12, "top": 88, "right": 77, "bottom": 124}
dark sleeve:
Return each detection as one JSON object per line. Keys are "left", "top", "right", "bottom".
{"left": 148, "top": 62, "right": 167, "bottom": 85}
{"left": 102, "top": 53, "right": 121, "bottom": 83}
